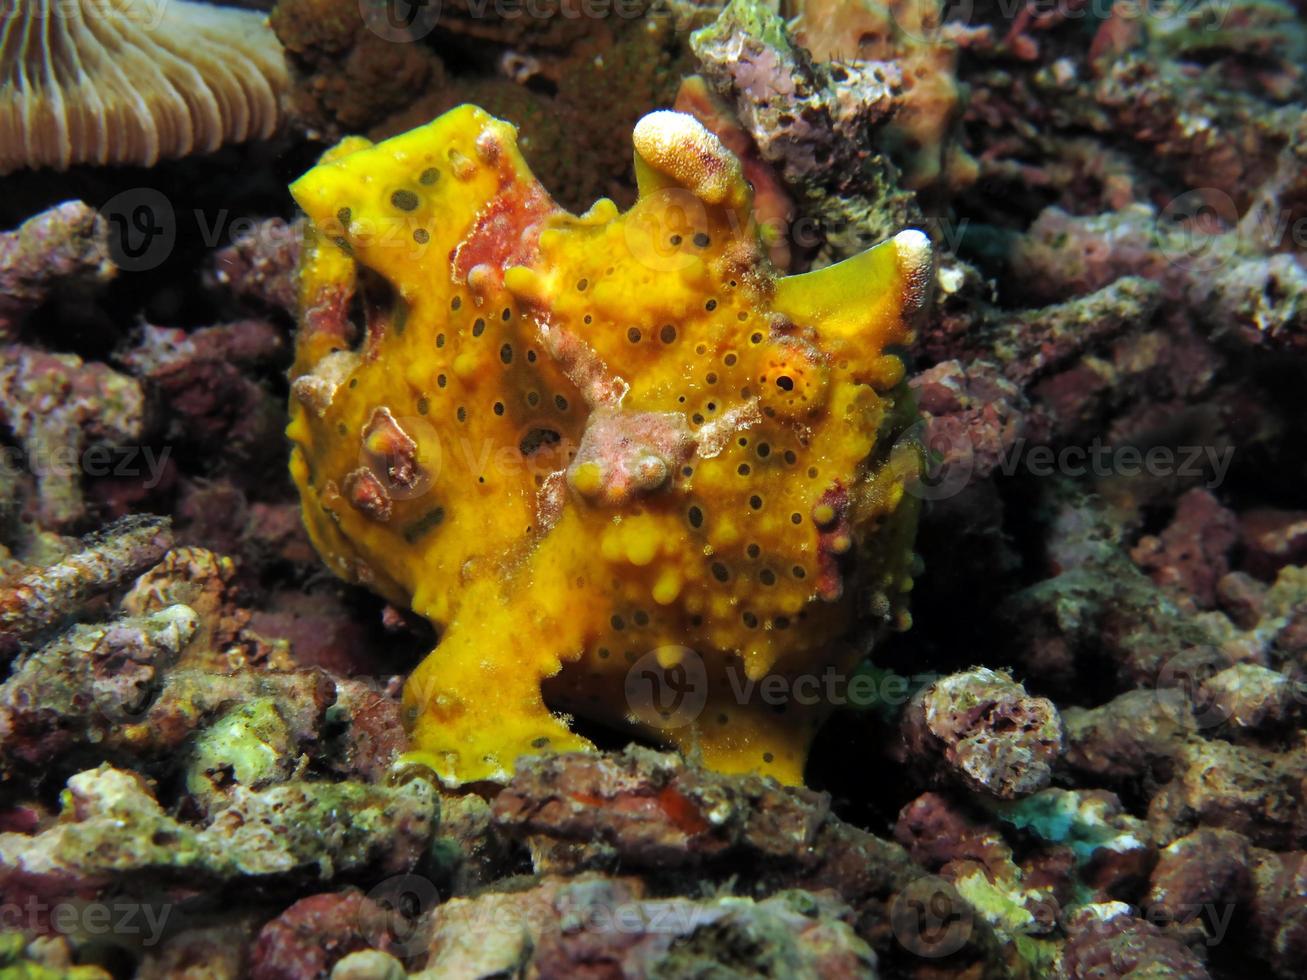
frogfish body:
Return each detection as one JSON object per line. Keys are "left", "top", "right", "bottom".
{"left": 287, "top": 105, "right": 932, "bottom": 786}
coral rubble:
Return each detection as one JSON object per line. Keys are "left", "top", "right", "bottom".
{"left": 1, "top": 0, "right": 1306, "bottom": 974}
{"left": 0, "top": 202, "right": 116, "bottom": 338}
{"left": 690, "top": 0, "right": 921, "bottom": 263}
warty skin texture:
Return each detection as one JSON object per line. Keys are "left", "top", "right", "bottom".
{"left": 287, "top": 105, "right": 933, "bottom": 786}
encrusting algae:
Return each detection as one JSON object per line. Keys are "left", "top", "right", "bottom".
{"left": 286, "top": 104, "right": 934, "bottom": 786}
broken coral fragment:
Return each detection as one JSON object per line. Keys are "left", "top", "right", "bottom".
{"left": 287, "top": 103, "right": 932, "bottom": 787}
{"left": 0, "top": 201, "right": 116, "bottom": 337}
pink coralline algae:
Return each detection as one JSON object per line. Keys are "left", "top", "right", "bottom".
{"left": 899, "top": 667, "right": 1065, "bottom": 800}
{"left": 0, "top": 0, "right": 1305, "bottom": 975}
{"left": 0, "top": 345, "right": 145, "bottom": 529}
{"left": 0, "top": 201, "right": 115, "bottom": 339}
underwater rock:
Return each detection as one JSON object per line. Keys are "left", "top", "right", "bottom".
{"left": 0, "top": 541, "right": 414, "bottom": 789}
{"left": 0, "top": 345, "right": 145, "bottom": 529}
{"left": 1055, "top": 902, "right": 1210, "bottom": 980}
{"left": 1011, "top": 204, "right": 1306, "bottom": 356}
{"left": 994, "top": 789, "right": 1155, "bottom": 902}
{"left": 1002, "top": 490, "right": 1239, "bottom": 695}
{"left": 1261, "top": 568, "right": 1307, "bottom": 671}
{"left": 170, "top": 480, "right": 318, "bottom": 578}
{"left": 136, "top": 922, "right": 254, "bottom": 980}
{"left": 690, "top": 0, "right": 920, "bottom": 263}
{"left": 0, "top": 604, "right": 199, "bottom": 774}
{"left": 0, "top": 202, "right": 116, "bottom": 339}
{"left": 894, "top": 792, "right": 1013, "bottom": 873}
{"left": 895, "top": 788, "right": 1154, "bottom": 971}
{"left": 1061, "top": 689, "right": 1197, "bottom": 788}
{"left": 0, "top": 932, "right": 109, "bottom": 979}
{"left": 1147, "top": 739, "right": 1307, "bottom": 850}
{"left": 1199, "top": 662, "right": 1302, "bottom": 733}
{"left": 0, "top": 514, "right": 172, "bottom": 649}
{"left": 273, "top": 0, "right": 710, "bottom": 213}
{"left": 0, "top": 625, "right": 401, "bottom": 787}
{"left": 271, "top": 0, "right": 445, "bottom": 136}
{"left": 893, "top": 791, "right": 1066, "bottom": 962}
{"left": 963, "top": 0, "right": 1306, "bottom": 232}
{"left": 913, "top": 259, "right": 1174, "bottom": 451}
{"left": 1247, "top": 847, "right": 1307, "bottom": 979}
{"left": 900, "top": 667, "right": 1064, "bottom": 800}
{"left": 489, "top": 746, "right": 1011, "bottom": 973}
{"left": 421, "top": 875, "right": 879, "bottom": 978}
{"left": 1145, "top": 827, "right": 1253, "bottom": 929}
{"left": 1240, "top": 509, "right": 1307, "bottom": 580}
{"left": 0, "top": 763, "right": 437, "bottom": 896}
{"left": 792, "top": 0, "right": 983, "bottom": 197}
{"left": 983, "top": 278, "right": 1162, "bottom": 387}
{"left": 207, "top": 218, "right": 303, "bottom": 318}
{"left": 1089, "top": 52, "right": 1303, "bottom": 213}
{"left": 429, "top": 791, "right": 524, "bottom": 897}
{"left": 910, "top": 359, "right": 1043, "bottom": 487}
{"left": 917, "top": 263, "right": 1161, "bottom": 388}
{"left": 120, "top": 545, "right": 290, "bottom": 671}
{"left": 249, "top": 890, "right": 398, "bottom": 980}
{"left": 287, "top": 105, "right": 931, "bottom": 786}
{"left": 1131, "top": 488, "right": 1239, "bottom": 610}
{"left": 120, "top": 319, "right": 289, "bottom": 481}
{"left": 331, "top": 950, "right": 406, "bottom": 980}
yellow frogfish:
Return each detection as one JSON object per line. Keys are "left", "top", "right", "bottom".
{"left": 287, "top": 105, "right": 933, "bottom": 786}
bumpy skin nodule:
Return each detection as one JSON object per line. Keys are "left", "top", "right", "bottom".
{"left": 287, "top": 105, "right": 933, "bottom": 786}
